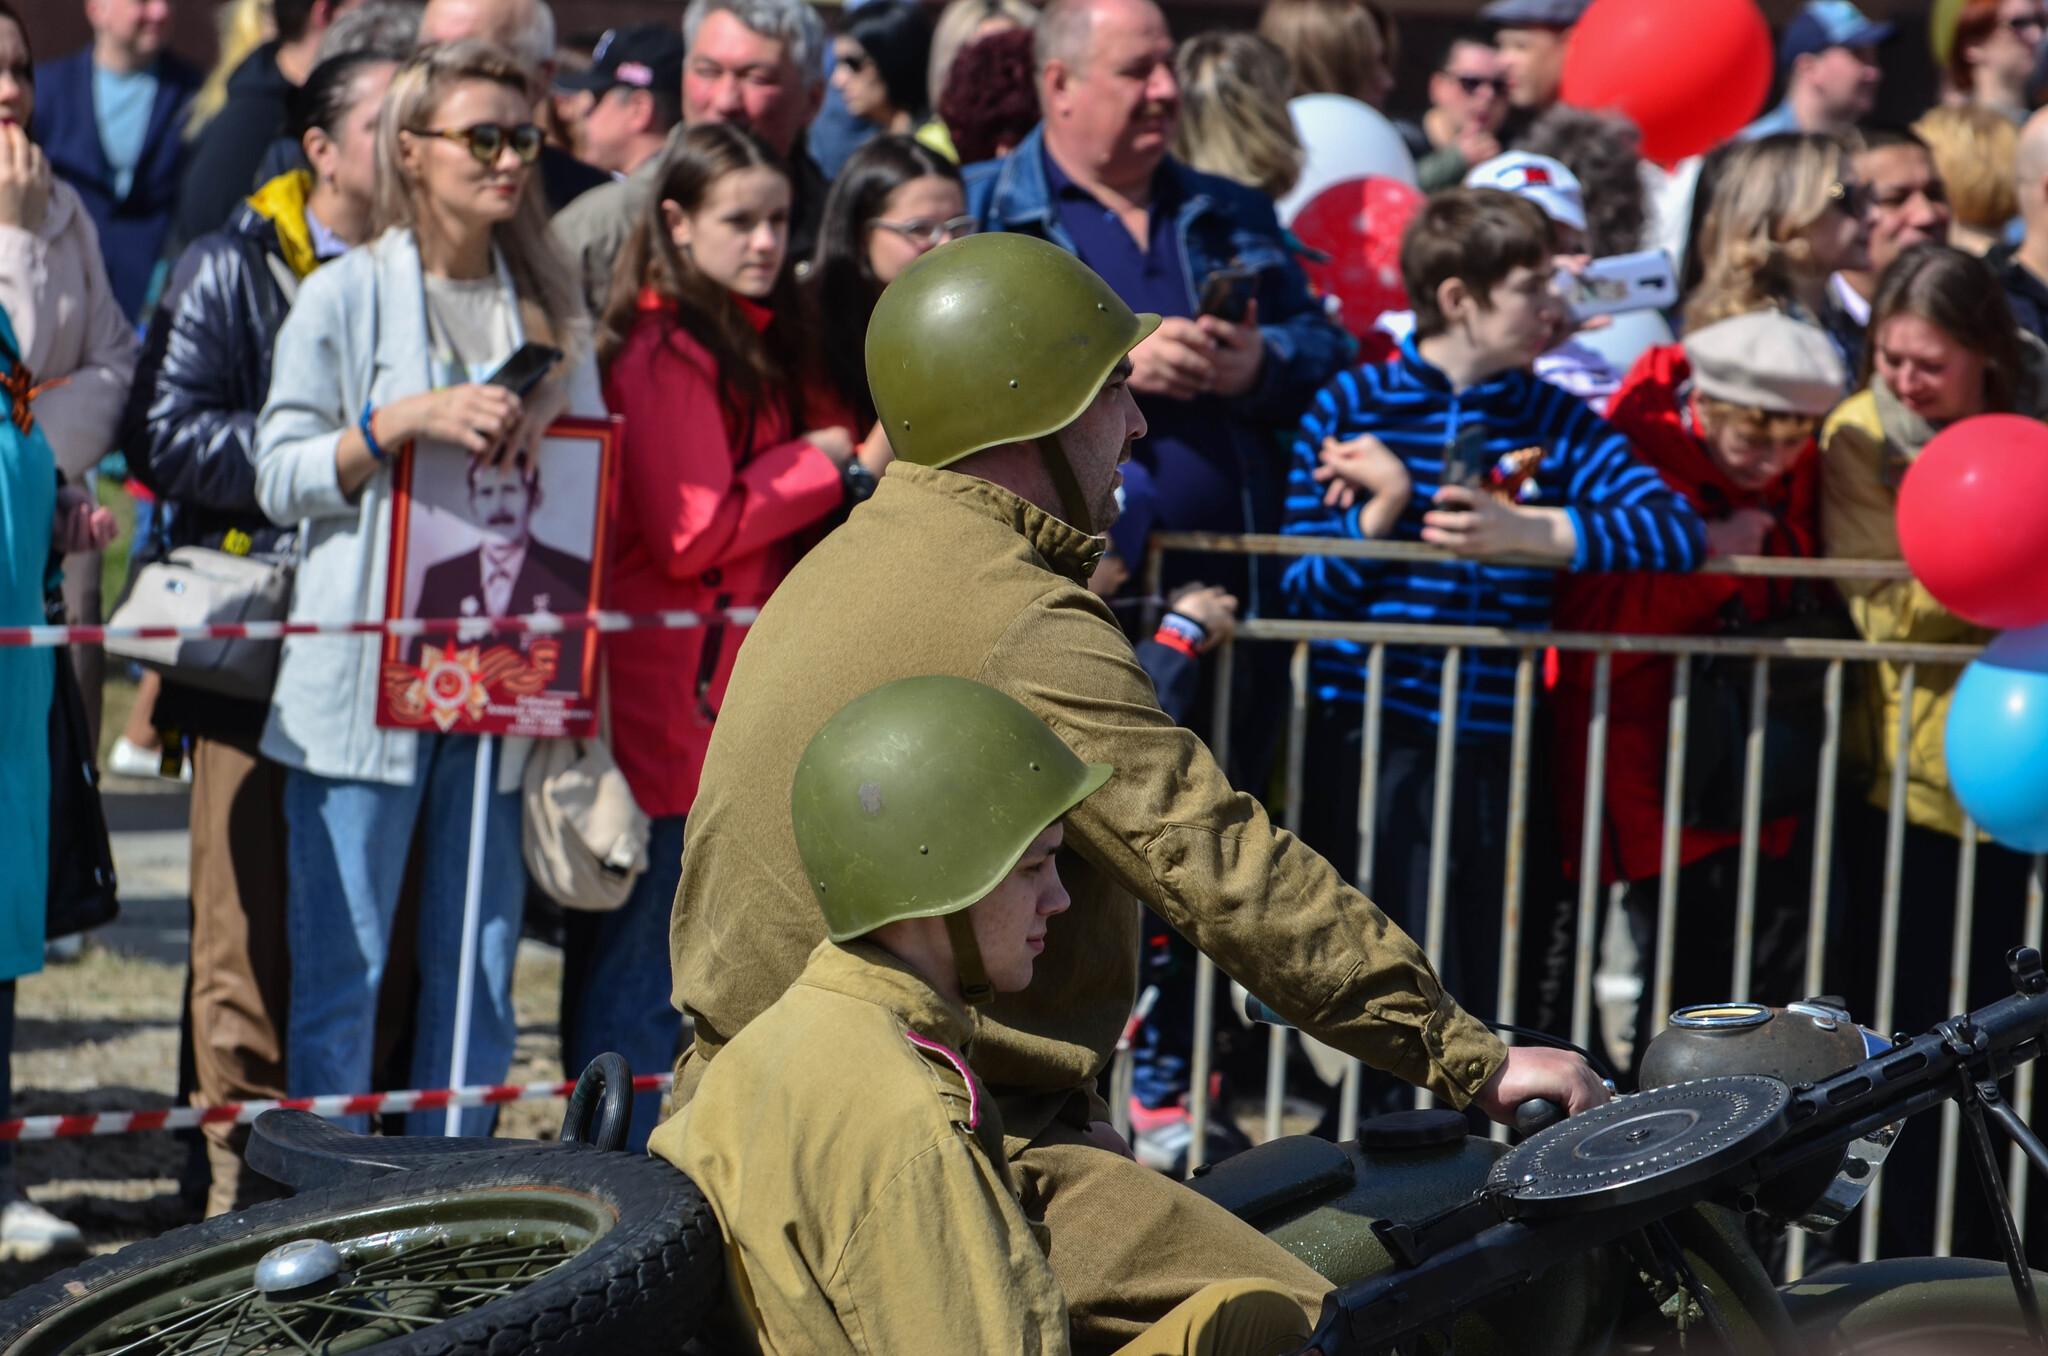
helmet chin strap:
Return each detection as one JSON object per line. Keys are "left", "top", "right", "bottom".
{"left": 943, "top": 910, "right": 995, "bottom": 1007}
{"left": 1034, "top": 433, "right": 1098, "bottom": 538}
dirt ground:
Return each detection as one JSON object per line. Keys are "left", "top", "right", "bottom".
{"left": 0, "top": 931, "right": 578, "bottom": 1300}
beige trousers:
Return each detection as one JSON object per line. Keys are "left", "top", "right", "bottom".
{"left": 1013, "top": 1119, "right": 1331, "bottom": 1351}
{"left": 1110, "top": 1279, "right": 1314, "bottom": 1356}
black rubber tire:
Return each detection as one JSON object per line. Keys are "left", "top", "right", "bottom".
{"left": 0, "top": 1148, "right": 723, "bottom": 1356}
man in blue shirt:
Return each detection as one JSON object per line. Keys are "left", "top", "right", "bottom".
{"left": 963, "top": 0, "right": 1349, "bottom": 604}
{"left": 1281, "top": 188, "right": 1704, "bottom": 1060}
{"left": 33, "top": 0, "right": 201, "bottom": 319}
{"left": 1740, "top": 1, "right": 1888, "bottom": 141}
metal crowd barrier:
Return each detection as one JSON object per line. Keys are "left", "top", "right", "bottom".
{"left": 1125, "top": 531, "right": 2043, "bottom": 1276}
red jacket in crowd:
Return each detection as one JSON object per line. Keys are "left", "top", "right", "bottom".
{"left": 1550, "top": 342, "right": 1820, "bottom": 884}
{"left": 601, "top": 291, "right": 847, "bottom": 819}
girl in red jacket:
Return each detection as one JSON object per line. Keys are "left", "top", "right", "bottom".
{"left": 1550, "top": 309, "right": 1845, "bottom": 1077}
{"left": 577, "top": 125, "right": 880, "bottom": 1146}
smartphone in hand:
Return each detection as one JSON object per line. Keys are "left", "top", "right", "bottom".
{"left": 1198, "top": 267, "right": 1257, "bottom": 324}
{"left": 485, "top": 341, "right": 564, "bottom": 398}
{"left": 1557, "top": 249, "right": 1678, "bottom": 324}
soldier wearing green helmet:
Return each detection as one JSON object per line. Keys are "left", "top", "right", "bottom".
{"left": 666, "top": 230, "right": 1610, "bottom": 1343}
{"left": 655, "top": 676, "right": 1313, "bottom": 1355}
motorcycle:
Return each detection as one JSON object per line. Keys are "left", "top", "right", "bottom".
{"left": 7, "top": 949, "right": 2048, "bottom": 1356}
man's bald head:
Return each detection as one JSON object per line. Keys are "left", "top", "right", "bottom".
{"left": 1035, "top": 0, "right": 1178, "bottom": 192}
{"left": 418, "top": 0, "right": 555, "bottom": 72}
{"left": 2019, "top": 108, "right": 2048, "bottom": 218}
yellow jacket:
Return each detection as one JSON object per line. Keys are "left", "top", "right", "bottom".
{"left": 669, "top": 462, "right": 1506, "bottom": 1145}
{"left": 650, "top": 939, "right": 1071, "bottom": 1355}
{"left": 1819, "top": 385, "right": 1993, "bottom": 837}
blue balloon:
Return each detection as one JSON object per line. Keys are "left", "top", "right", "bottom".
{"left": 1948, "top": 628, "right": 2048, "bottom": 853}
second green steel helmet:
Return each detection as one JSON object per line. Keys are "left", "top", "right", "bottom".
{"left": 864, "top": 232, "right": 1162, "bottom": 470}
{"left": 791, "top": 675, "right": 1113, "bottom": 942}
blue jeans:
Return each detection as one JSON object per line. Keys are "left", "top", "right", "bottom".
{"left": 561, "top": 815, "right": 685, "bottom": 1151}
{"left": 283, "top": 735, "right": 524, "bottom": 1135}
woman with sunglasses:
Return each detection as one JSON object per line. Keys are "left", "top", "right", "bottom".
{"left": 121, "top": 49, "right": 398, "bottom": 1214}
{"left": 1821, "top": 242, "right": 2048, "bottom": 1258}
{"left": 808, "top": 134, "right": 971, "bottom": 457}
{"left": 830, "top": 0, "right": 934, "bottom": 139}
{"left": 1683, "top": 132, "right": 1874, "bottom": 374}
{"left": 254, "top": 40, "right": 603, "bottom": 1138}
{"left": 1948, "top": 0, "right": 2045, "bottom": 124}
{"left": 585, "top": 124, "right": 868, "bottom": 1147}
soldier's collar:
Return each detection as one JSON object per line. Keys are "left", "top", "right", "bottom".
{"left": 799, "top": 938, "right": 979, "bottom": 1052}
{"left": 883, "top": 462, "right": 1105, "bottom": 585}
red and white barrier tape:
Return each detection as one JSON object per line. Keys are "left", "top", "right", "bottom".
{"left": 0, "top": 1073, "right": 669, "bottom": 1142}
{"left": 0, "top": 607, "right": 760, "bottom": 649}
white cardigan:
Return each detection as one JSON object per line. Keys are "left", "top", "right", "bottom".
{"left": 0, "top": 179, "right": 138, "bottom": 478}
{"left": 254, "top": 227, "right": 605, "bottom": 787}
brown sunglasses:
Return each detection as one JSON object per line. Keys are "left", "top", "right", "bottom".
{"left": 404, "top": 121, "right": 546, "bottom": 166}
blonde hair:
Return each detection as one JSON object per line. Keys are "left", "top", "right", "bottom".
{"left": 187, "top": 0, "right": 275, "bottom": 138}
{"left": 1694, "top": 397, "right": 1822, "bottom": 442}
{"left": 1685, "top": 132, "right": 1846, "bottom": 332}
{"left": 1913, "top": 105, "right": 2017, "bottom": 231}
{"left": 927, "top": 0, "right": 1037, "bottom": 112}
{"left": 374, "top": 41, "right": 587, "bottom": 361}
{"left": 1173, "top": 32, "right": 1304, "bottom": 200}
{"left": 1257, "top": 0, "right": 1386, "bottom": 101}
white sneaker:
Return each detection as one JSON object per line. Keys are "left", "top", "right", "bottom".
{"left": 107, "top": 736, "right": 188, "bottom": 781}
{"left": 0, "top": 1191, "right": 84, "bottom": 1262}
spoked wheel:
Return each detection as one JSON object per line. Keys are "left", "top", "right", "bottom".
{"left": 0, "top": 1150, "right": 722, "bottom": 1356}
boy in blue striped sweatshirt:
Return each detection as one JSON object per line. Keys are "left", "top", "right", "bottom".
{"left": 1279, "top": 188, "right": 1705, "bottom": 1044}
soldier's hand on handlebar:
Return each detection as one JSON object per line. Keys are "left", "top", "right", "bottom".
{"left": 1470, "top": 1045, "right": 1612, "bottom": 1126}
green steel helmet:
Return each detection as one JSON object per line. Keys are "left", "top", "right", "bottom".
{"left": 791, "top": 675, "right": 1113, "bottom": 943}
{"left": 863, "top": 232, "right": 1162, "bottom": 470}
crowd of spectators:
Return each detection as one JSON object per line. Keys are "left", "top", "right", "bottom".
{"left": 6, "top": 0, "right": 2048, "bottom": 1273}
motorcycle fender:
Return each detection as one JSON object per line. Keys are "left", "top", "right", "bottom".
{"left": 1782, "top": 1255, "right": 2048, "bottom": 1348}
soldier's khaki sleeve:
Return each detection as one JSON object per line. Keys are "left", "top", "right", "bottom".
{"left": 835, "top": 1134, "right": 1071, "bottom": 1356}
{"left": 980, "top": 589, "right": 1507, "bottom": 1108}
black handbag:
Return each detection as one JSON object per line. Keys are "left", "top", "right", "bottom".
{"left": 45, "top": 568, "right": 118, "bottom": 939}
{"left": 1681, "top": 578, "right": 1861, "bottom": 835}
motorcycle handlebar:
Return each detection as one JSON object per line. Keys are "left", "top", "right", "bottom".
{"left": 1513, "top": 1098, "right": 1566, "bottom": 1137}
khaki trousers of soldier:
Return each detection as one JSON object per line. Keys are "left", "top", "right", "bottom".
{"left": 188, "top": 734, "right": 293, "bottom": 1217}
{"left": 1013, "top": 1120, "right": 1331, "bottom": 1351}
{"left": 1111, "top": 1279, "right": 1313, "bottom": 1356}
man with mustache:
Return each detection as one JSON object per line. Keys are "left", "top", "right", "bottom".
{"left": 409, "top": 456, "right": 589, "bottom": 685}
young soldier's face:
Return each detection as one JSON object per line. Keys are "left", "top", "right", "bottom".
{"left": 1470, "top": 264, "right": 1564, "bottom": 369}
{"left": 966, "top": 822, "right": 1072, "bottom": 992}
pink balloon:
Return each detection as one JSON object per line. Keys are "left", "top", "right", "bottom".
{"left": 1559, "top": 0, "right": 1773, "bottom": 166}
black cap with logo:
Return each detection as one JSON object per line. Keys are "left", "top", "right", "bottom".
{"left": 557, "top": 25, "right": 686, "bottom": 96}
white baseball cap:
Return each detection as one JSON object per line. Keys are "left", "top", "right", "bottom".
{"left": 1464, "top": 152, "right": 1587, "bottom": 234}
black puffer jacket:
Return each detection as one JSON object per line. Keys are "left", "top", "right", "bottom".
{"left": 119, "top": 183, "right": 308, "bottom": 740}
{"left": 121, "top": 195, "right": 300, "bottom": 560}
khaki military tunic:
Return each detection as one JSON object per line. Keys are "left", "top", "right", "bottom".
{"left": 651, "top": 940, "right": 1313, "bottom": 1356}
{"left": 652, "top": 940, "right": 1071, "bottom": 1354}
{"left": 667, "top": 462, "right": 1506, "bottom": 1340}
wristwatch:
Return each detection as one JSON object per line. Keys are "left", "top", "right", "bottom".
{"left": 842, "top": 458, "right": 878, "bottom": 507}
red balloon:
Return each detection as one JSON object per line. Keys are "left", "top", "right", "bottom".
{"left": 1559, "top": 0, "right": 1772, "bottom": 166}
{"left": 1290, "top": 176, "right": 1423, "bottom": 342}
{"left": 1897, "top": 414, "right": 2048, "bottom": 629}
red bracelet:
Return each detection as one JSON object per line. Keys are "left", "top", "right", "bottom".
{"left": 1151, "top": 625, "right": 1201, "bottom": 658}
